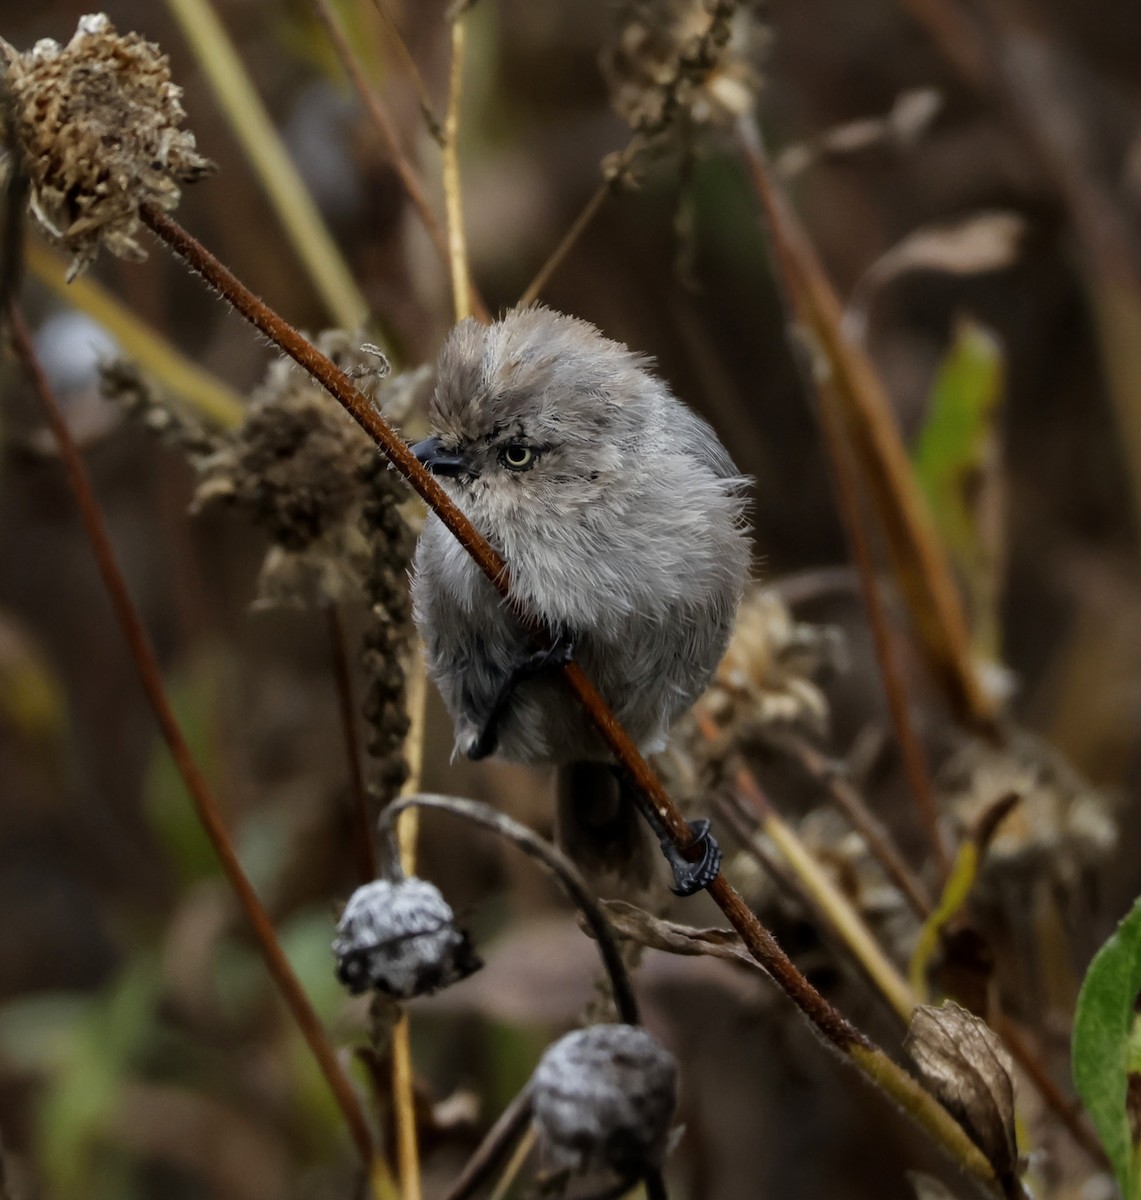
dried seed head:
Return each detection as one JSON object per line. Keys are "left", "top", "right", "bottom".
{"left": 906, "top": 1002, "right": 1019, "bottom": 1185}
{"left": 601, "top": 0, "right": 768, "bottom": 140}
{"left": 1, "top": 13, "right": 213, "bottom": 278}
{"left": 699, "top": 587, "right": 844, "bottom": 738}
{"left": 938, "top": 728, "right": 1116, "bottom": 886}
{"left": 191, "top": 333, "right": 424, "bottom": 610}
{"left": 531, "top": 1024, "right": 678, "bottom": 1180}
{"left": 332, "top": 877, "right": 481, "bottom": 999}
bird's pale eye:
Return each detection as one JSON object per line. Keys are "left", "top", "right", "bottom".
{"left": 499, "top": 443, "right": 535, "bottom": 471}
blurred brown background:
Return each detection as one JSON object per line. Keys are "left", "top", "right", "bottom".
{"left": 1, "top": 0, "right": 1139, "bottom": 1197}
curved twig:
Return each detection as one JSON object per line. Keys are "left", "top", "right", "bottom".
{"left": 378, "top": 794, "right": 640, "bottom": 1025}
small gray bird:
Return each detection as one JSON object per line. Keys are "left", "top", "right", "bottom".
{"left": 411, "top": 306, "right": 751, "bottom": 892}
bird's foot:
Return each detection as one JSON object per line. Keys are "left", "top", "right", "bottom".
{"left": 660, "top": 818, "right": 722, "bottom": 897}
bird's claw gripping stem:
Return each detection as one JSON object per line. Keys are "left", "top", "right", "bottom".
{"left": 661, "top": 817, "right": 722, "bottom": 897}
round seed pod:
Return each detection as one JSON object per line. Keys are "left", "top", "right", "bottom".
{"left": 531, "top": 1024, "right": 678, "bottom": 1178}
{"left": 332, "top": 877, "right": 481, "bottom": 999}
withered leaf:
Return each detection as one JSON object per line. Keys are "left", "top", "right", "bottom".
{"left": 905, "top": 1001, "right": 1018, "bottom": 1184}
{"left": 846, "top": 212, "right": 1025, "bottom": 340}
{"left": 600, "top": 900, "right": 755, "bottom": 967}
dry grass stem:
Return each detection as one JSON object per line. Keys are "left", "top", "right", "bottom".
{"left": 369, "top": 0, "right": 444, "bottom": 144}
{"left": 736, "top": 113, "right": 994, "bottom": 729}
{"left": 735, "top": 117, "right": 951, "bottom": 875}
{"left": 310, "top": 0, "right": 457, "bottom": 298}
{"left": 8, "top": 301, "right": 380, "bottom": 1171}
{"left": 443, "top": 17, "right": 474, "bottom": 324}
{"left": 164, "top": 0, "right": 370, "bottom": 329}
{"left": 26, "top": 239, "right": 245, "bottom": 429}
{"left": 764, "top": 728, "right": 934, "bottom": 917}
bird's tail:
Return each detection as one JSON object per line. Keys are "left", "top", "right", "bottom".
{"left": 555, "top": 761, "right": 655, "bottom": 893}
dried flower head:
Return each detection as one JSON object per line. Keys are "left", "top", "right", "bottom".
{"left": 531, "top": 1024, "right": 678, "bottom": 1182}
{"left": 1, "top": 13, "right": 213, "bottom": 277}
{"left": 906, "top": 1002, "right": 1019, "bottom": 1186}
{"left": 691, "top": 586, "right": 844, "bottom": 742}
{"left": 601, "top": 0, "right": 767, "bottom": 142}
{"left": 332, "top": 876, "right": 481, "bottom": 999}
{"left": 191, "top": 334, "right": 423, "bottom": 610}
{"left": 938, "top": 729, "right": 1116, "bottom": 887}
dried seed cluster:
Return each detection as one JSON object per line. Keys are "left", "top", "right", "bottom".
{"left": 687, "top": 586, "right": 843, "bottom": 751}
{"left": 332, "top": 876, "right": 481, "bottom": 999}
{"left": 1, "top": 13, "right": 213, "bottom": 277}
{"left": 190, "top": 334, "right": 417, "bottom": 611}
{"left": 531, "top": 1024, "right": 678, "bottom": 1181}
{"left": 601, "top": 0, "right": 767, "bottom": 151}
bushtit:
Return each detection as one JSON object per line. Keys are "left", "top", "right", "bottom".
{"left": 411, "top": 306, "right": 750, "bottom": 892}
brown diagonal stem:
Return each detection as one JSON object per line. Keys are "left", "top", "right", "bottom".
{"left": 8, "top": 302, "right": 379, "bottom": 1170}
{"left": 136, "top": 202, "right": 1000, "bottom": 1191}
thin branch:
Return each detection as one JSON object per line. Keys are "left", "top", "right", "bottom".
{"left": 735, "top": 117, "right": 949, "bottom": 878}
{"left": 516, "top": 134, "right": 644, "bottom": 310}
{"left": 701, "top": 719, "right": 1108, "bottom": 1167}
{"left": 311, "top": 0, "right": 462, "bottom": 299}
{"left": 715, "top": 781, "right": 914, "bottom": 1022}
{"left": 735, "top": 113, "right": 993, "bottom": 729}
{"left": 136, "top": 201, "right": 1000, "bottom": 1192}
{"left": 379, "top": 795, "right": 640, "bottom": 1026}
{"left": 442, "top": 1088, "right": 535, "bottom": 1200}
{"left": 442, "top": 17, "right": 474, "bottom": 324}
{"left": 517, "top": 180, "right": 609, "bottom": 310}
{"left": 369, "top": 0, "right": 444, "bottom": 145}
{"left": 326, "top": 604, "right": 376, "bottom": 883}
{"left": 761, "top": 728, "right": 933, "bottom": 918}
{"left": 8, "top": 302, "right": 379, "bottom": 1171}
{"left": 164, "top": 0, "right": 370, "bottom": 330}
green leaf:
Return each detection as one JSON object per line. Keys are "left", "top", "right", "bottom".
{"left": 913, "top": 319, "right": 1004, "bottom": 660}
{"left": 1073, "top": 895, "right": 1141, "bottom": 1199}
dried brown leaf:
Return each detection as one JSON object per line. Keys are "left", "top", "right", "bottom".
{"left": 906, "top": 1001, "right": 1018, "bottom": 1184}
{"left": 601, "top": 900, "right": 755, "bottom": 966}
{"left": 776, "top": 88, "right": 943, "bottom": 178}
{"left": 847, "top": 213, "right": 1026, "bottom": 339}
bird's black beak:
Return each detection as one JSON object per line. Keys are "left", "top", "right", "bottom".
{"left": 411, "top": 436, "right": 467, "bottom": 478}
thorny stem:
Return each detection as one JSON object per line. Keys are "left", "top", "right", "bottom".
{"left": 326, "top": 605, "right": 377, "bottom": 883}
{"left": 735, "top": 118, "right": 949, "bottom": 879}
{"left": 8, "top": 302, "right": 381, "bottom": 1172}
{"left": 136, "top": 202, "right": 999, "bottom": 1191}
{"left": 380, "top": 795, "right": 641, "bottom": 1026}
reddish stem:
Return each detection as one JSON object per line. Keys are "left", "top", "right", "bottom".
{"left": 8, "top": 302, "right": 378, "bottom": 1168}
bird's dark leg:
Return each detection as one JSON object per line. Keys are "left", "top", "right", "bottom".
{"left": 612, "top": 768, "right": 722, "bottom": 897}
{"left": 467, "top": 629, "right": 577, "bottom": 761}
